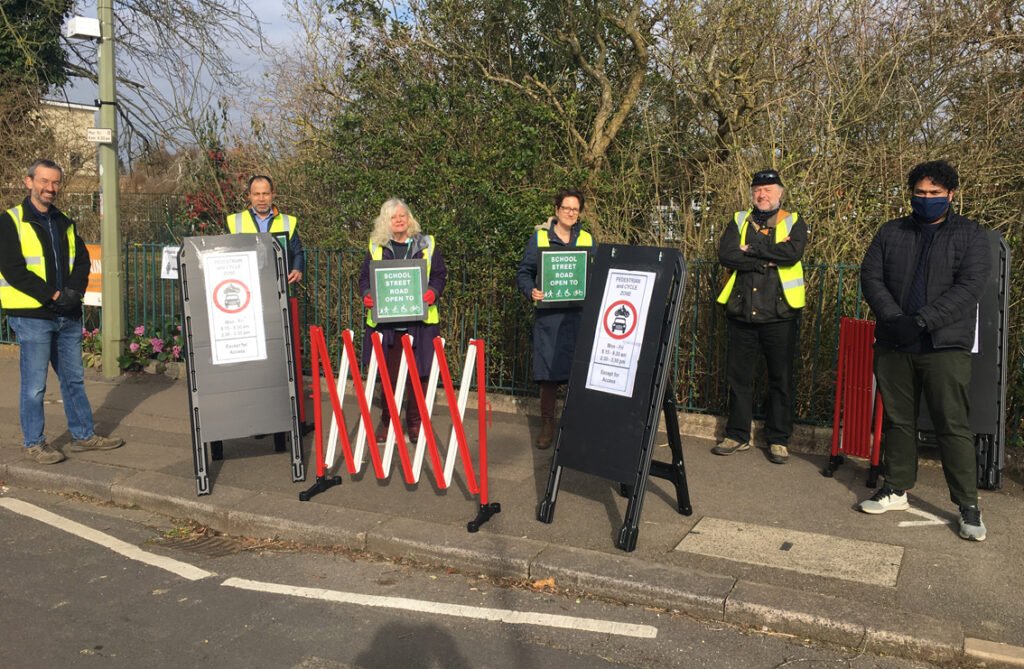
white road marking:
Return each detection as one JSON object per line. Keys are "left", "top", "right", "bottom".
{"left": 898, "top": 507, "right": 951, "bottom": 528}
{"left": 0, "top": 498, "right": 214, "bottom": 581}
{"left": 222, "top": 577, "right": 658, "bottom": 639}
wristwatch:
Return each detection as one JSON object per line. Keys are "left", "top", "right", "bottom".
{"left": 914, "top": 315, "right": 927, "bottom": 329}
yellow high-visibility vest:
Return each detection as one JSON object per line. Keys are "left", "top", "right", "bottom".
{"left": 365, "top": 235, "right": 439, "bottom": 327}
{"left": 0, "top": 205, "right": 76, "bottom": 309}
{"left": 716, "top": 210, "right": 805, "bottom": 309}
{"left": 536, "top": 228, "right": 593, "bottom": 248}
{"left": 226, "top": 210, "right": 298, "bottom": 239}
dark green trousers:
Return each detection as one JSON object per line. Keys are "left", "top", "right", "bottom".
{"left": 874, "top": 348, "right": 977, "bottom": 506}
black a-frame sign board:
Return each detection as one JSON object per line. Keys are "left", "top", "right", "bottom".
{"left": 178, "top": 233, "right": 305, "bottom": 495}
{"left": 537, "top": 245, "right": 692, "bottom": 552}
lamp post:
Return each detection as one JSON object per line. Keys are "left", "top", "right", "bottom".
{"left": 68, "top": 2, "right": 123, "bottom": 378}
{"left": 97, "top": 0, "right": 124, "bottom": 379}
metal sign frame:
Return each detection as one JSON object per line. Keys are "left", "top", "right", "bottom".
{"left": 537, "top": 245, "right": 692, "bottom": 552}
{"left": 915, "top": 231, "right": 1010, "bottom": 489}
{"left": 178, "top": 233, "right": 305, "bottom": 495}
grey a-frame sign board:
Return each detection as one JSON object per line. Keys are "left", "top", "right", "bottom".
{"left": 178, "top": 233, "right": 305, "bottom": 495}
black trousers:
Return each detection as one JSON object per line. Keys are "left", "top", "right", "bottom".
{"left": 724, "top": 317, "right": 800, "bottom": 445}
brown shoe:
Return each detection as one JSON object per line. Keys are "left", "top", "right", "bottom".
{"left": 535, "top": 418, "right": 555, "bottom": 450}
{"left": 69, "top": 434, "right": 125, "bottom": 452}
{"left": 25, "top": 442, "right": 66, "bottom": 465}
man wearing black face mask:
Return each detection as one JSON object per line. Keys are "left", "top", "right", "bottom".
{"left": 713, "top": 169, "right": 807, "bottom": 465}
{"left": 859, "top": 160, "right": 991, "bottom": 542}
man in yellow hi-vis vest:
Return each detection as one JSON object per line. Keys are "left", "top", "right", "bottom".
{"left": 712, "top": 169, "right": 806, "bottom": 464}
{"left": 226, "top": 175, "right": 305, "bottom": 284}
{"left": 0, "top": 159, "right": 125, "bottom": 465}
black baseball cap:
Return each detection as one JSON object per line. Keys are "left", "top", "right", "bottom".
{"left": 751, "top": 169, "right": 784, "bottom": 187}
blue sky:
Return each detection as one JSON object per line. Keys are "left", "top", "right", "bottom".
{"left": 62, "top": 1, "right": 297, "bottom": 110}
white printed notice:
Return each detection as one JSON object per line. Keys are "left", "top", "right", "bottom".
{"left": 202, "top": 251, "right": 267, "bottom": 365}
{"left": 585, "top": 269, "right": 657, "bottom": 397}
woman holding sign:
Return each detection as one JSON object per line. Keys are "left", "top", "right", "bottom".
{"left": 515, "top": 189, "right": 595, "bottom": 449}
{"left": 359, "top": 198, "right": 447, "bottom": 444}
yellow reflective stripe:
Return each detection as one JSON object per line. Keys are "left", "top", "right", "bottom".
{"left": 780, "top": 214, "right": 795, "bottom": 235}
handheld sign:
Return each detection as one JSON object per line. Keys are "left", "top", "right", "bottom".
{"left": 539, "top": 249, "right": 588, "bottom": 307}
{"left": 370, "top": 259, "right": 428, "bottom": 323}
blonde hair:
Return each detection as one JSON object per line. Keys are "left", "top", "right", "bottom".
{"left": 370, "top": 198, "right": 422, "bottom": 246}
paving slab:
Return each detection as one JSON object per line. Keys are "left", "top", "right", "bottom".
{"left": 675, "top": 516, "right": 904, "bottom": 587}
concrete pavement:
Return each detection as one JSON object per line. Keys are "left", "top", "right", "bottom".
{"left": 1, "top": 346, "right": 1022, "bottom": 667}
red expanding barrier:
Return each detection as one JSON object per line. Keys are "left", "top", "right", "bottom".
{"left": 823, "top": 317, "right": 883, "bottom": 485}
{"left": 299, "top": 326, "right": 500, "bottom": 532}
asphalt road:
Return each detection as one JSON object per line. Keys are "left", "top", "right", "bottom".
{"left": 0, "top": 487, "right": 940, "bottom": 669}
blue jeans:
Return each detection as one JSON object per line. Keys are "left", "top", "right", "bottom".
{"left": 9, "top": 315, "right": 95, "bottom": 447}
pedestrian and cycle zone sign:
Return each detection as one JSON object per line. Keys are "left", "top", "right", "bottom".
{"left": 202, "top": 250, "right": 267, "bottom": 365}
{"left": 585, "top": 268, "right": 656, "bottom": 398}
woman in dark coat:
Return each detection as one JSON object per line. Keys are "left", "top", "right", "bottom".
{"left": 359, "top": 198, "right": 447, "bottom": 443}
{"left": 514, "top": 189, "right": 595, "bottom": 449}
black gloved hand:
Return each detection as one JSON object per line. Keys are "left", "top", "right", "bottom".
{"left": 51, "top": 287, "right": 83, "bottom": 314}
{"left": 892, "top": 314, "right": 925, "bottom": 346}
{"left": 743, "top": 231, "right": 770, "bottom": 256}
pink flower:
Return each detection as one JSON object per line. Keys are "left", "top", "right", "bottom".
{"left": 134, "top": 325, "right": 145, "bottom": 336}
{"left": 92, "top": 328, "right": 100, "bottom": 335}
{"left": 151, "top": 338, "right": 164, "bottom": 353}
{"left": 129, "top": 342, "right": 140, "bottom": 352}
{"left": 172, "top": 345, "right": 182, "bottom": 360}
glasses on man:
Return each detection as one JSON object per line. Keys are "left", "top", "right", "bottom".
{"left": 558, "top": 206, "right": 580, "bottom": 214}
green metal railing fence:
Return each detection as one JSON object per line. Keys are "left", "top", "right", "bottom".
{"left": 1, "top": 242, "right": 870, "bottom": 426}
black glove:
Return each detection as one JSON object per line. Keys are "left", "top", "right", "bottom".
{"left": 743, "top": 231, "right": 770, "bottom": 257}
{"left": 891, "top": 314, "right": 925, "bottom": 346}
{"left": 51, "top": 287, "right": 83, "bottom": 314}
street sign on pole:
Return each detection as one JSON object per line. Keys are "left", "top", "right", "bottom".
{"left": 86, "top": 128, "right": 112, "bottom": 143}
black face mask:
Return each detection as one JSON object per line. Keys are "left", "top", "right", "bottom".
{"left": 910, "top": 196, "right": 950, "bottom": 223}
{"left": 751, "top": 206, "right": 779, "bottom": 225}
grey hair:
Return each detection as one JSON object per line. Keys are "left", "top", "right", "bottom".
{"left": 370, "top": 198, "right": 422, "bottom": 246}
{"left": 27, "top": 159, "right": 63, "bottom": 179}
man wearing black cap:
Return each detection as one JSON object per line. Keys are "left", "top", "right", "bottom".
{"left": 712, "top": 169, "right": 807, "bottom": 464}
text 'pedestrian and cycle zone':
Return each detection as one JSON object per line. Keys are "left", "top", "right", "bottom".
{"left": 540, "top": 250, "right": 588, "bottom": 305}
{"left": 585, "top": 269, "right": 656, "bottom": 398}
{"left": 202, "top": 250, "right": 266, "bottom": 365}
{"left": 371, "top": 260, "right": 426, "bottom": 323}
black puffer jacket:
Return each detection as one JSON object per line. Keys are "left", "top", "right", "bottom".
{"left": 860, "top": 212, "right": 991, "bottom": 350}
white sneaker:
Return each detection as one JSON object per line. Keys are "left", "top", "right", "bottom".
{"left": 858, "top": 486, "right": 909, "bottom": 514}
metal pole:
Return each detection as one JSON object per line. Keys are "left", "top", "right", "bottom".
{"left": 98, "top": 0, "right": 123, "bottom": 378}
